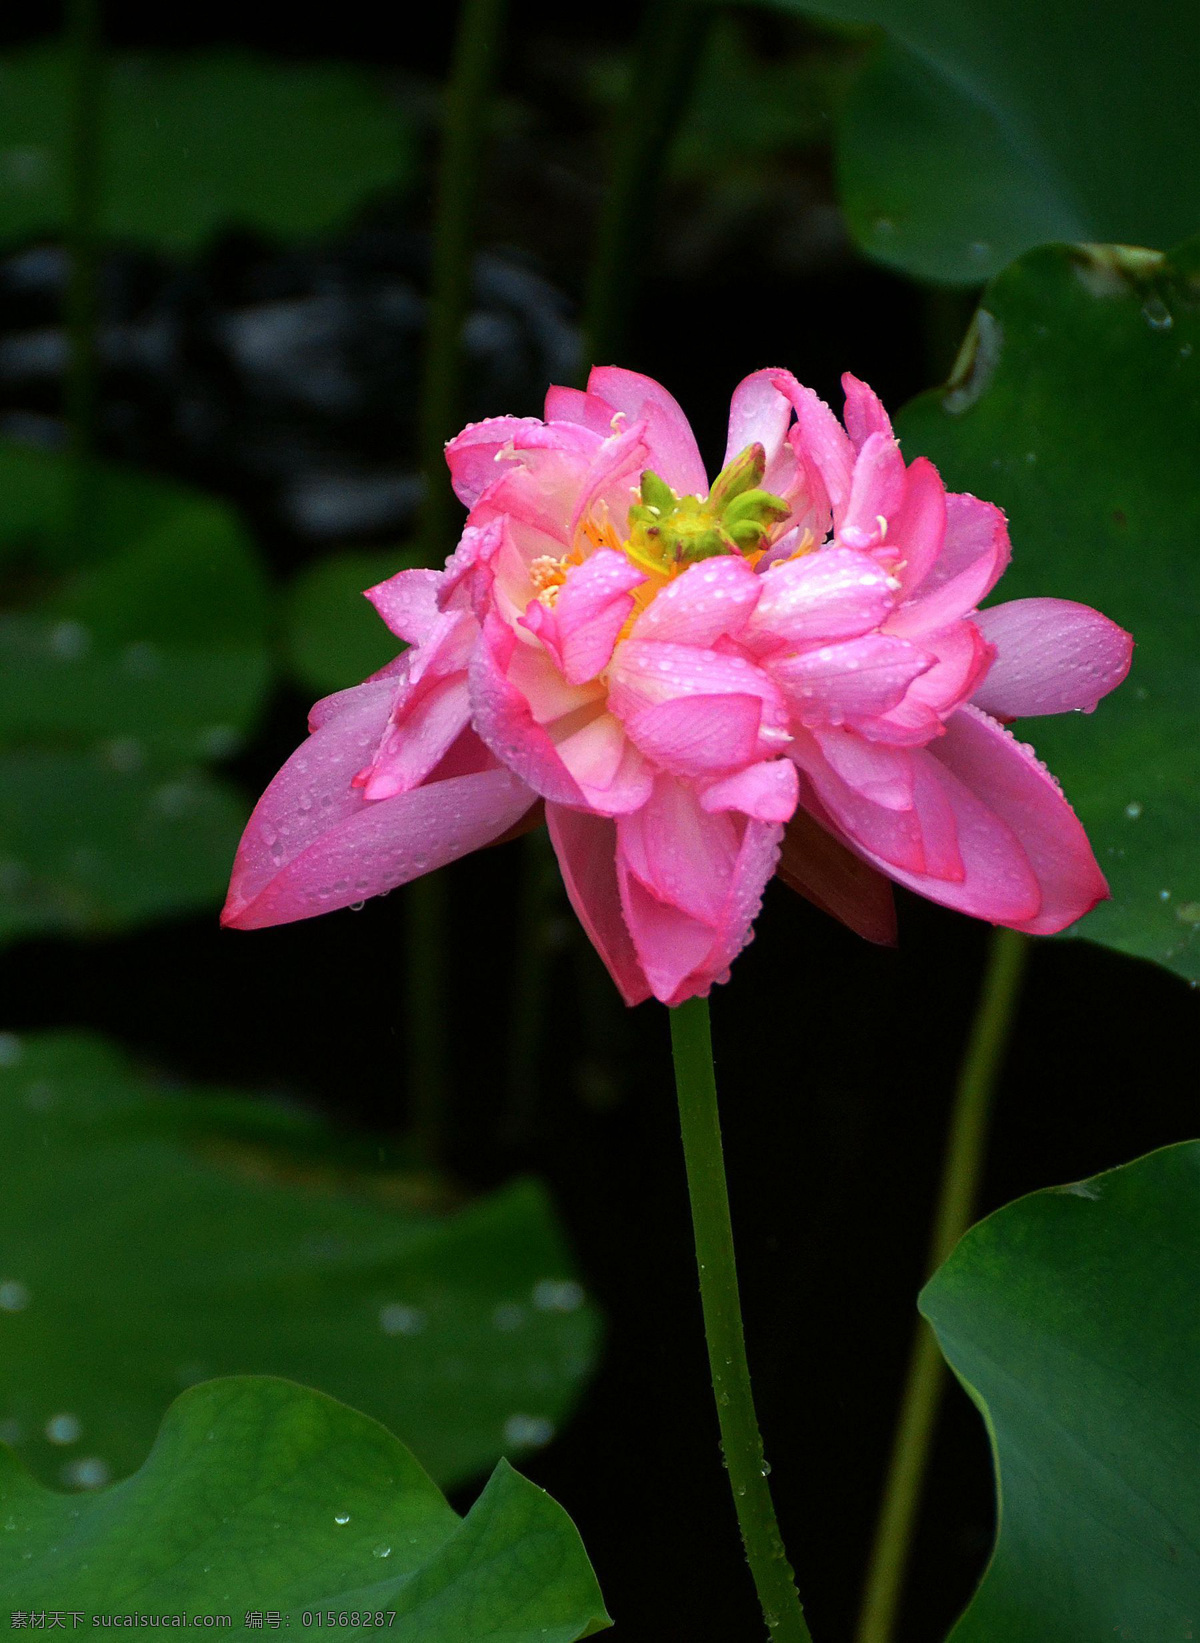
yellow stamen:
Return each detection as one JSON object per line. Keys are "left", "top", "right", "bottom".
{"left": 529, "top": 554, "right": 571, "bottom": 607}
{"left": 578, "top": 512, "right": 624, "bottom": 555}
{"left": 541, "top": 458, "right": 802, "bottom": 642}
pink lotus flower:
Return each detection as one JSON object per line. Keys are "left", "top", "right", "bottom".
{"left": 222, "top": 367, "right": 1132, "bottom": 1005}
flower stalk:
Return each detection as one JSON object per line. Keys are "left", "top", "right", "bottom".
{"left": 669, "top": 996, "right": 813, "bottom": 1643}
{"left": 854, "top": 927, "right": 1029, "bottom": 1643}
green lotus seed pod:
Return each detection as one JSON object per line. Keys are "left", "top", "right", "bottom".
{"left": 708, "top": 443, "right": 767, "bottom": 512}
{"left": 638, "top": 469, "right": 677, "bottom": 515}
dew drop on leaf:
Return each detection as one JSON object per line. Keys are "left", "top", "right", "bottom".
{"left": 0, "top": 1277, "right": 29, "bottom": 1312}
{"left": 45, "top": 1413, "right": 81, "bottom": 1445}
{"left": 1142, "top": 296, "right": 1173, "bottom": 330}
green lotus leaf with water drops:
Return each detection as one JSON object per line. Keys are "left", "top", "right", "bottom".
{"left": 896, "top": 237, "right": 1200, "bottom": 982}
{"left": 0, "top": 1376, "right": 610, "bottom": 1638}
{"left": 0, "top": 1031, "right": 601, "bottom": 1492}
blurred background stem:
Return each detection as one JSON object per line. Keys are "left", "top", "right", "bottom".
{"left": 407, "top": 0, "right": 507, "bottom": 1171}
{"left": 405, "top": 873, "right": 451, "bottom": 1172}
{"left": 854, "top": 928, "right": 1029, "bottom": 1643}
{"left": 921, "top": 286, "right": 980, "bottom": 385}
{"left": 670, "top": 996, "right": 812, "bottom": 1643}
{"left": 582, "top": 0, "right": 711, "bottom": 369}
{"left": 64, "top": 0, "right": 103, "bottom": 548}
{"left": 503, "top": 829, "right": 560, "bottom": 1148}
{"left": 416, "top": 0, "right": 508, "bottom": 564}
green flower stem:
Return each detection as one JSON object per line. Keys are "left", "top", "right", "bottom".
{"left": 854, "top": 927, "right": 1029, "bottom": 1643}
{"left": 582, "top": 0, "right": 710, "bottom": 369}
{"left": 64, "top": 0, "right": 103, "bottom": 545}
{"left": 669, "top": 996, "right": 813, "bottom": 1643}
{"left": 416, "top": 0, "right": 508, "bottom": 565}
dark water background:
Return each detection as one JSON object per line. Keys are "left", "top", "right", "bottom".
{"left": 2, "top": 3, "right": 1196, "bottom": 1639}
